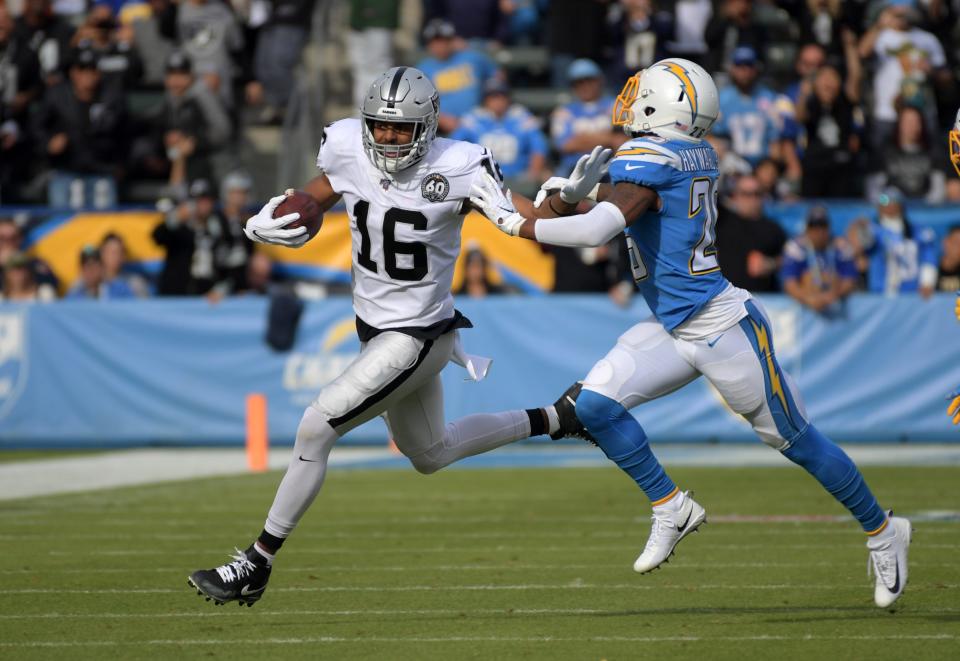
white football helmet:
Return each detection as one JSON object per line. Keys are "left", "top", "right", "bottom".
{"left": 612, "top": 58, "right": 719, "bottom": 143}
{"left": 950, "top": 107, "right": 960, "bottom": 178}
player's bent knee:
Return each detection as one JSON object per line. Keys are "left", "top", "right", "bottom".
{"left": 575, "top": 389, "right": 622, "bottom": 431}
{"left": 407, "top": 452, "right": 444, "bottom": 475}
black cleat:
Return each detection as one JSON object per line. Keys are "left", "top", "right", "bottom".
{"left": 549, "top": 382, "right": 597, "bottom": 445}
{"left": 188, "top": 546, "right": 272, "bottom": 607}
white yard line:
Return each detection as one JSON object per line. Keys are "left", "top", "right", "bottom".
{"left": 0, "top": 634, "right": 954, "bottom": 648}
{"left": 2, "top": 444, "right": 959, "bottom": 502}
{"left": 5, "top": 583, "right": 958, "bottom": 595}
{"left": 3, "top": 606, "right": 954, "bottom": 621}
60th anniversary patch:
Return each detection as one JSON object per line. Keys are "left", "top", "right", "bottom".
{"left": 421, "top": 173, "right": 450, "bottom": 202}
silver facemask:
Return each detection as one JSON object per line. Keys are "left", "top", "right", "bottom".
{"left": 360, "top": 66, "right": 440, "bottom": 173}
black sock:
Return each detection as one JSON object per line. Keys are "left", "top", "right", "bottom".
{"left": 525, "top": 408, "right": 547, "bottom": 436}
{"left": 257, "top": 529, "right": 285, "bottom": 555}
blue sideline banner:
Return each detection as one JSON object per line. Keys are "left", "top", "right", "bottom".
{"left": 1, "top": 294, "right": 958, "bottom": 446}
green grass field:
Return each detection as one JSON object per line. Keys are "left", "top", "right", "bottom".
{"left": 2, "top": 464, "right": 958, "bottom": 660}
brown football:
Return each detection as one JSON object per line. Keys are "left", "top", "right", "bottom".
{"left": 274, "top": 190, "right": 323, "bottom": 240}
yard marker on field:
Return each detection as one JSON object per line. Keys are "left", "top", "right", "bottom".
{"left": 246, "top": 393, "right": 269, "bottom": 472}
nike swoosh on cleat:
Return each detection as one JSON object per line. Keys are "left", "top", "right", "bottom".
{"left": 298, "top": 455, "right": 320, "bottom": 462}
{"left": 624, "top": 164, "right": 645, "bottom": 170}
{"left": 887, "top": 565, "right": 901, "bottom": 594}
{"left": 240, "top": 584, "right": 265, "bottom": 596}
{"left": 676, "top": 510, "right": 693, "bottom": 534}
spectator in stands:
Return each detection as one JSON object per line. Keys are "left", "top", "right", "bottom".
{"left": 859, "top": 1, "right": 951, "bottom": 153}
{"left": 796, "top": 64, "right": 862, "bottom": 198}
{"left": 716, "top": 174, "right": 787, "bottom": 292}
{"left": 13, "top": 0, "right": 75, "bottom": 85}
{"left": 606, "top": 0, "right": 676, "bottom": 84}
{"left": 706, "top": 134, "right": 752, "bottom": 190}
{"left": 455, "top": 245, "right": 505, "bottom": 298}
{"left": 781, "top": 205, "right": 858, "bottom": 313}
{"left": 177, "top": 0, "right": 244, "bottom": 108}
{"left": 546, "top": 0, "right": 610, "bottom": 86}
{"left": 797, "top": 0, "right": 857, "bottom": 64}
{"left": 70, "top": 2, "right": 143, "bottom": 94}
{"left": 703, "top": 0, "right": 765, "bottom": 74}
{"left": 251, "top": 0, "right": 315, "bottom": 125}
{"left": 240, "top": 251, "right": 276, "bottom": 296}
{"left": 662, "top": 0, "right": 712, "bottom": 63}
{"left": 500, "top": 0, "right": 547, "bottom": 45}
{"left": 451, "top": 79, "right": 549, "bottom": 195}
{"left": 0, "top": 5, "right": 42, "bottom": 202}
{"left": 214, "top": 170, "right": 254, "bottom": 296}
{"left": 152, "top": 178, "right": 225, "bottom": 296}
{"left": 552, "top": 238, "right": 635, "bottom": 307}
{"left": 135, "top": 51, "right": 231, "bottom": 185}
{"left": 550, "top": 59, "right": 626, "bottom": 177}
{"left": 36, "top": 48, "right": 127, "bottom": 209}
{"left": 870, "top": 105, "right": 948, "bottom": 204}
{"left": 936, "top": 225, "right": 960, "bottom": 292}
{"left": 0, "top": 216, "right": 59, "bottom": 293}
{"left": 424, "top": 0, "right": 508, "bottom": 44}
{"left": 99, "top": 232, "right": 150, "bottom": 297}
{"left": 130, "top": 0, "right": 178, "bottom": 87}
{"left": 1, "top": 252, "right": 55, "bottom": 302}
{"left": 65, "top": 244, "right": 136, "bottom": 299}
{"left": 846, "top": 187, "right": 938, "bottom": 298}
{"left": 753, "top": 157, "right": 794, "bottom": 202}
{"left": 417, "top": 19, "right": 500, "bottom": 134}
{"left": 347, "top": 0, "right": 398, "bottom": 111}
{"left": 712, "top": 47, "right": 781, "bottom": 169}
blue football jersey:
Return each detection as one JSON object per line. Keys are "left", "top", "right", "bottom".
{"left": 865, "top": 223, "right": 938, "bottom": 294}
{"left": 417, "top": 50, "right": 499, "bottom": 119}
{"left": 450, "top": 105, "right": 548, "bottom": 178}
{"left": 608, "top": 136, "right": 730, "bottom": 331}
{"left": 550, "top": 97, "right": 616, "bottom": 176}
{"left": 713, "top": 85, "right": 781, "bottom": 166}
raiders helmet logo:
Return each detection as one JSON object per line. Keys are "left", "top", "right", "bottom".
{"left": 421, "top": 173, "right": 449, "bottom": 202}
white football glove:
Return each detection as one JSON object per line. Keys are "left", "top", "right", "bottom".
{"left": 468, "top": 170, "right": 526, "bottom": 236}
{"left": 244, "top": 193, "right": 308, "bottom": 248}
{"left": 534, "top": 145, "right": 612, "bottom": 208}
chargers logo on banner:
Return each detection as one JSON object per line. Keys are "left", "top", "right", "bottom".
{"left": 283, "top": 317, "right": 360, "bottom": 406}
{"left": 0, "top": 312, "right": 27, "bottom": 421}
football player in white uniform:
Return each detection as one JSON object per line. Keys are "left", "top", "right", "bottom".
{"left": 188, "top": 67, "right": 591, "bottom": 606}
{"left": 470, "top": 59, "right": 911, "bottom": 608}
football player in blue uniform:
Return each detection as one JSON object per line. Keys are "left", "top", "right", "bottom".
{"left": 470, "top": 58, "right": 912, "bottom": 608}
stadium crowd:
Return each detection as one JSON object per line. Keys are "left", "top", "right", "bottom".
{"left": 1, "top": 0, "right": 960, "bottom": 308}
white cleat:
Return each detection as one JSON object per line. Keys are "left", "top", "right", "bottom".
{"left": 867, "top": 514, "right": 912, "bottom": 608}
{"left": 633, "top": 491, "right": 706, "bottom": 574}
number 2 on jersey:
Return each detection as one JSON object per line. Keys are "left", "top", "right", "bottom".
{"left": 688, "top": 177, "right": 720, "bottom": 275}
{"left": 353, "top": 201, "right": 428, "bottom": 282}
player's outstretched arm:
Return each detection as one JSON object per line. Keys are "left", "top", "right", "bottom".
{"left": 244, "top": 174, "right": 342, "bottom": 248}
{"left": 470, "top": 171, "right": 656, "bottom": 248}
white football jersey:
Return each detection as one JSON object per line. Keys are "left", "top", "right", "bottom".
{"left": 317, "top": 118, "right": 496, "bottom": 331}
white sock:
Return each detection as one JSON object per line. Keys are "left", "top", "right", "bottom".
{"left": 652, "top": 489, "right": 685, "bottom": 513}
{"left": 869, "top": 516, "right": 895, "bottom": 544}
{"left": 252, "top": 542, "right": 275, "bottom": 565}
{"left": 545, "top": 406, "right": 560, "bottom": 435}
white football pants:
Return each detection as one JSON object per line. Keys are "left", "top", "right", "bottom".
{"left": 582, "top": 297, "right": 809, "bottom": 450}
{"left": 264, "top": 330, "right": 531, "bottom": 538}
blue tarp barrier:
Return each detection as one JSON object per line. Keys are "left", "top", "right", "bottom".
{"left": 1, "top": 294, "right": 958, "bottom": 447}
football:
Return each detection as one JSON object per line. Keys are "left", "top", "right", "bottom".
{"left": 274, "top": 190, "right": 323, "bottom": 240}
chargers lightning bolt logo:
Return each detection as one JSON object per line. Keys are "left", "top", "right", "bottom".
{"left": 659, "top": 61, "right": 698, "bottom": 123}
{"left": 749, "top": 318, "right": 794, "bottom": 428}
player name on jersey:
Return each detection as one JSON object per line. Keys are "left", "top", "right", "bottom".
{"left": 678, "top": 146, "right": 719, "bottom": 173}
